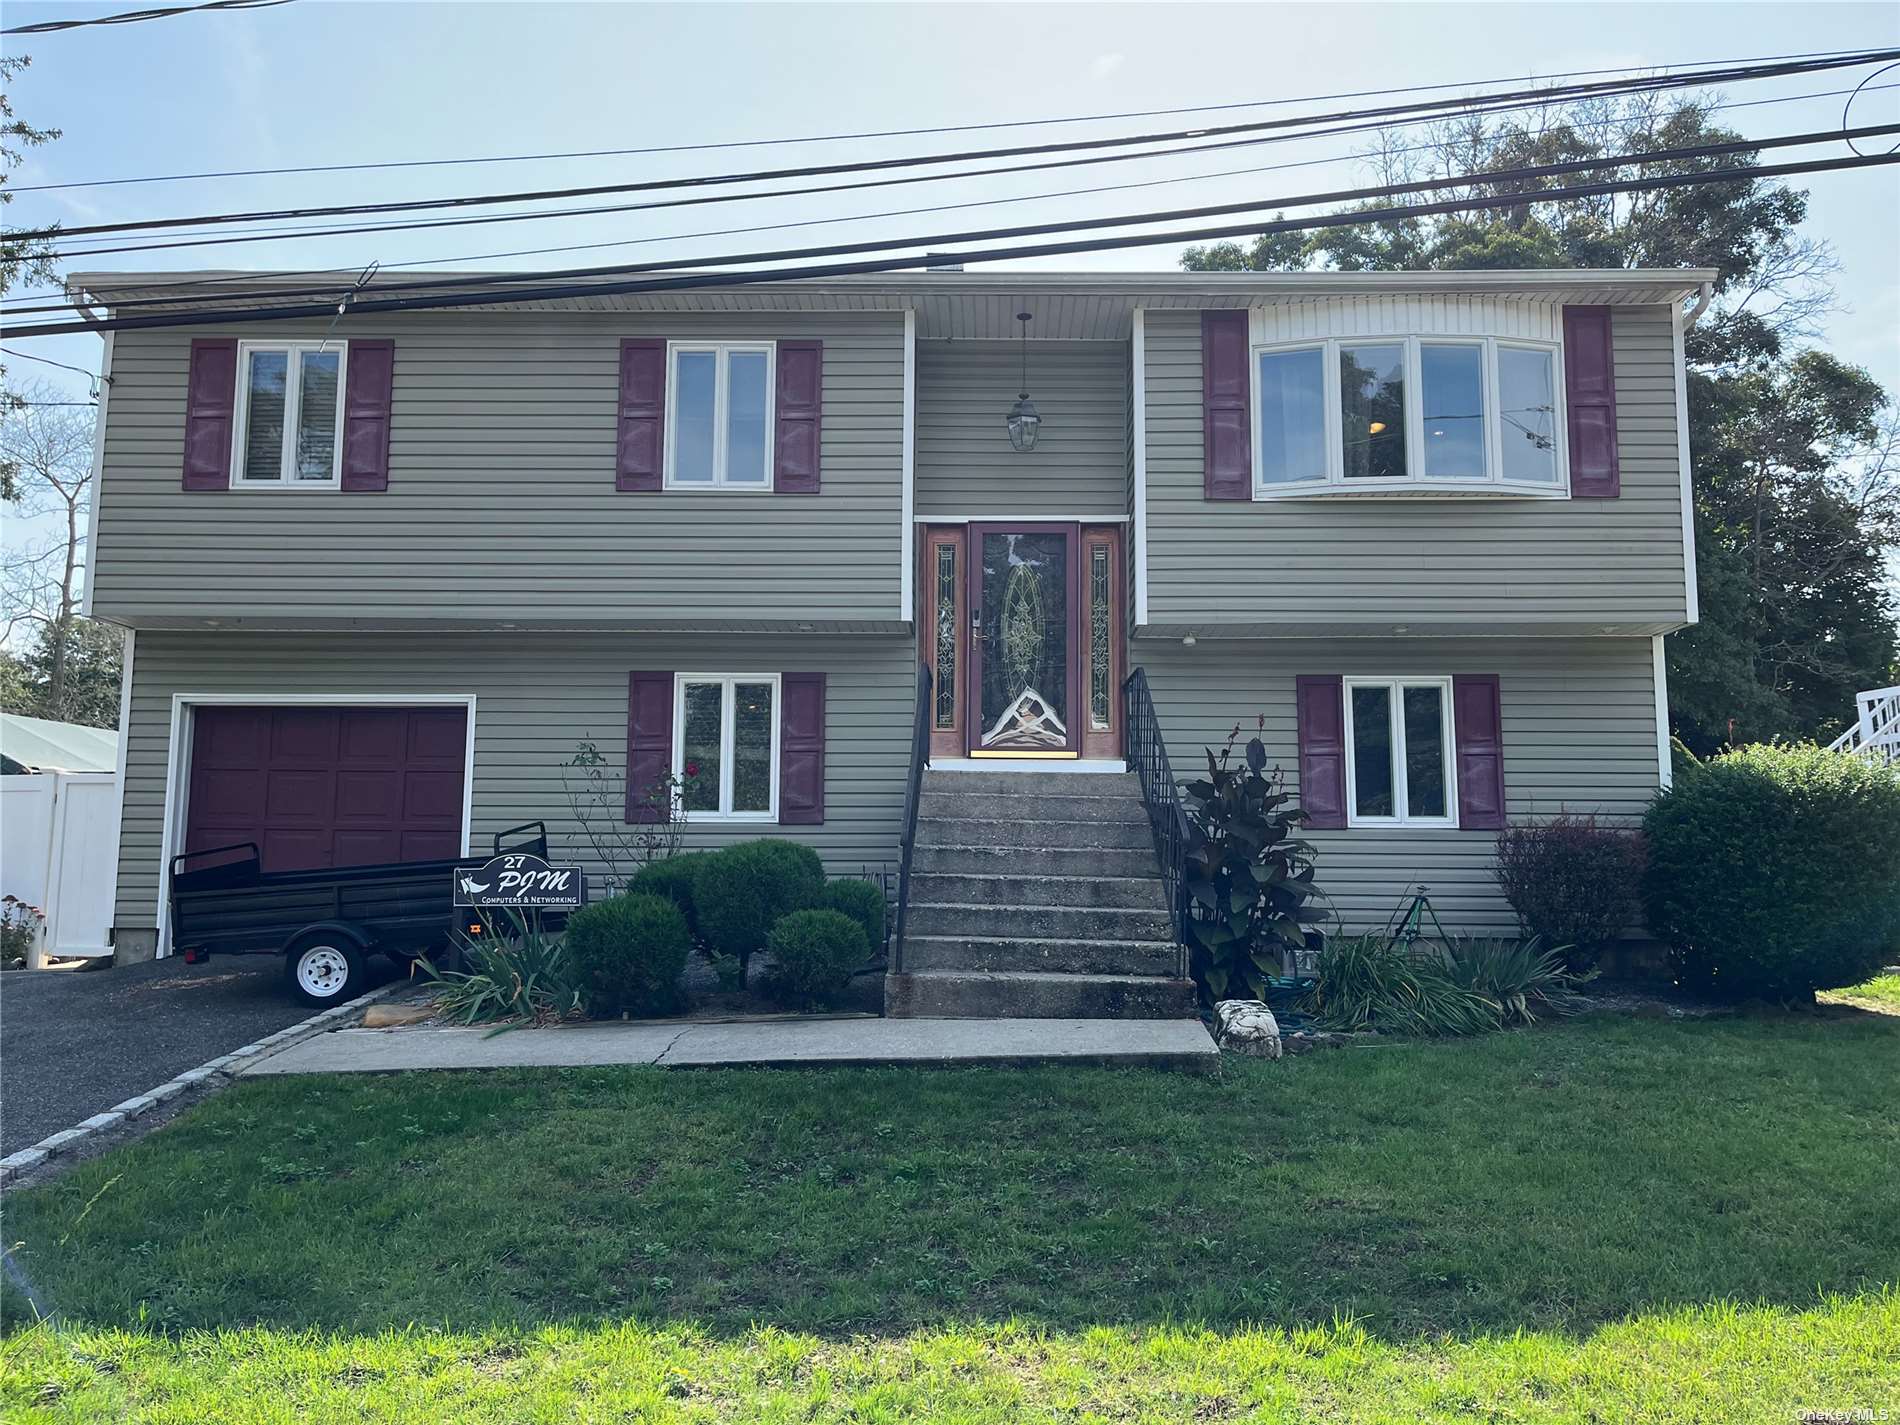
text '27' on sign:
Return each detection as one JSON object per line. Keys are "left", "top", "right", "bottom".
{"left": 453, "top": 853, "right": 587, "bottom": 910}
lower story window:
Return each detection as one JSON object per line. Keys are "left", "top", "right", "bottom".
{"left": 1345, "top": 677, "right": 1455, "bottom": 827}
{"left": 675, "top": 674, "right": 778, "bottom": 819}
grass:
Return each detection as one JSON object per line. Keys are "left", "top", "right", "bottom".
{"left": 1824, "top": 971, "right": 1900, "bottom": 1012}
{"left": 3, "top": 1010, "right": 1897, "bottom": 1421}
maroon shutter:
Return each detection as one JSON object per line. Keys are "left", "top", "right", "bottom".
{"left": 1201, "top": 310, "right": 1251, "bottom": 500}
{"left": 340, "top": 338, "right": 394, "bottom": 492}
{"left": 617, "top": 338, "right": 666, "bottom": 492}
{"left": 774, "top": 340, "right": 822, "bottom": 494}
{"left": 625, "top": 672, "right": 674, "bottom": 823}
{"left": 1452, "top": 674, "right": 1506, "bottom": 830}
{"left": 1294, "top": 675, "right": 1346, "bottom": 830}
{"left": 1563, "top": 305, "right": 1620, "bottom": 497}
{"left": 778, "top": 672, "right": 825, "bottom": 824}
{"left": 182, "top": 338, "right": 238, "bottom": 490}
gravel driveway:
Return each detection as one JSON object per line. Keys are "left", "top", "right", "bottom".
{"left": 1, "top": 955, "right": 401, "bottom": 1156}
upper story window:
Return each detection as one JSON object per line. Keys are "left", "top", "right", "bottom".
{"left": 1255, "top": 335, "right": 1564, "bottom": 497}
{"left": 1344, "top": 676, "right": 1456, "bottom": 828}
{"left": 233, "top": 340, "right": 345, "bottom": 488}
{"left": 665, "top": 341, "right": 775, "bottom": 489}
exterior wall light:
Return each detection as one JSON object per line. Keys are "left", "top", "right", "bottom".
{"left": 1005, "top": 311, "right": 1041, "bottom": 452}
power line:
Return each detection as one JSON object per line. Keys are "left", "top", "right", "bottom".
{"left": 38, "top": 74, "right": 1900, "bottom": 269}
{"left": 20, "top": 47, "right": 1897, "bottom": 244}
{"left": 12, "top": 43, "right": 1883, "bottom": 194}
{"left": 0, "top": 348, "right": 105, "bottom": 381}
{"left": 2, "top": 0, "right": 292, "bottom": 38}
{"left": 18, "top": 77, "right": 1896, "bottom": 317}
{"left": 41, "top": 123, "right": 1900, "bottom": 323}
{"left": 11, "top": 149, "right": 1894, "bottom": 341}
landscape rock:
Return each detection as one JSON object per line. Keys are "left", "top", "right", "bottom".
{"left": 1214, "top": 999, "right": 1282, "bottom": 1059}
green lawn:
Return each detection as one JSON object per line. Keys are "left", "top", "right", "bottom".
{"left": 4, "top": 1011, "right": 1897, "bottom": 1422}
{"left": 1825, "top": 972, "right": 1900, "bottom": 1012}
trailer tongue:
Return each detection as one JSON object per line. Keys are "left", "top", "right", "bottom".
{"left": 169, "top": 821, "right": 575, "bottom": 1005}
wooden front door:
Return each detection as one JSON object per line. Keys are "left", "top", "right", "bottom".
{"left": 921, "top": 524, "right": 1123, "bottom": 760}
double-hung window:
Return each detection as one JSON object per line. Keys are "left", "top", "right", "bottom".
{"left": 1343, "top": 677, "right": 1457, "bottom": 827}
{"left": 665, "top": 342, "right": 774, "bottom": 488}
{"left": 232, "top": 340, "right": 346, "bottom": 487}
{"left": 1253, "top": 335, "right": 1564, "bottom": 496}
{"left": 674, "top": 674, "right": 779, "bottom": 820}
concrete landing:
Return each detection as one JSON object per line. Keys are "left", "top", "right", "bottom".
{"left": 240, "top": 1015, "right": 1218, "bottom": 1075}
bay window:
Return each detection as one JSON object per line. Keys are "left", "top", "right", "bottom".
{"left": 675, "top": 674, "right": 779, "bottom": 820}
{"left": 665, "top": 342, "right": 774, "bottom": 488}
{"left": 1252, "top": 335, "right": 1566, "bottom": 496}
{"left": 1344, "top": 677, "right": 1456, "bottom": 827}
{"left": 232, "top": 341, "right": 345, "bottom": 487}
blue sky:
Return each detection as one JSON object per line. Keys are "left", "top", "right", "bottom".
{"left": 4, "top": 2, "right": 1898, "bottom": 410}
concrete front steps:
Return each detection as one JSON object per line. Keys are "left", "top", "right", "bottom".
{"left": 887, "top": 768, "right": 1196, "bottom": 1020}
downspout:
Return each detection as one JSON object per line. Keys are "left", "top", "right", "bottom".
{"left": 1683, "top": 281, "right": 1714, "bottom": 328}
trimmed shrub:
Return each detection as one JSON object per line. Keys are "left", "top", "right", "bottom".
{"left": 822, "top": 878, "right": 888, "bottom": 955}
{"left": 1492, "top": 814, "right": 1645, "bottom": 972}
{"left": 564, "top": 893, "right": 691, "bottom": 1017}
{"left": 692, "top": 840, "right": 825, "bottom": 967}
{"left": 1642, "top": 743, "right": 1900, "bottom": 1000}
{"left": 766, "top": 908, "right": 869, "bottom": 1007}
{"left": 628, "top": 852, "right": 708, "bottom": 935}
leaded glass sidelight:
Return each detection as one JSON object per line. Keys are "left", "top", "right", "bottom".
{"left": 1089, "top": 545, "right": 1111, "bottom": 731}
{"left": 934, "top": 543, "right": 957, "bottom": 730}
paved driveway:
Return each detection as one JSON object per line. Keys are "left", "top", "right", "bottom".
{"left": 1, "top": 955, "right": 400, "bottom": 1156}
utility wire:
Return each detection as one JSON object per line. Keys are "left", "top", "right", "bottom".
{"left": 37, "top": 123, "right": 1900, "bottom": 323}
{"left": 2, "top": 0, "right": 292, "bottom": 37}
{"left": 39, "top": 76, "right": 1900, "bottom": 267}
{"left": 19, "top": 47, "right": 1897, "bottom": 243}
{"left": 12, "top": 43, "right": 1883, "bottom": 193}
{"left": 12, "top": 150, "right": 1895, "bottom": 340}
{"left": 0, "top": 347, "right": 107, "bottom": 381}
{"left": 19, "top": 76, "right": 1897, "bottom": 316}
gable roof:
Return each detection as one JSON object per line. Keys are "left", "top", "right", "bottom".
{"left": 0, "top": 713, "right": 119, "bottom": 774}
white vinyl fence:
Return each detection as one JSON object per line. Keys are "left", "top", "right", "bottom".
{"left": 1, "top": 771, "right": 118, "bottom": 963}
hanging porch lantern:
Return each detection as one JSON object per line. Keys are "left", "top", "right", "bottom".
{"left": 1005, "top": 311, "right": 1042, "bottom": 452}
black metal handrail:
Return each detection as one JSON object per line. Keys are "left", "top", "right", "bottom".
{"left": 1122, "top": 666, "right": 1191, "bottom": 981}
{"left": 892, "top": 661, "right": 933, "bottom": 975}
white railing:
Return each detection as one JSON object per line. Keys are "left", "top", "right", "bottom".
{"left": 1827, "top": 685, "right": 1900, "bottom": 768}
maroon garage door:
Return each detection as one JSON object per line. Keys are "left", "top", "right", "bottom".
{"left": 185, "top": 705, "right": 468, "bottom": 872}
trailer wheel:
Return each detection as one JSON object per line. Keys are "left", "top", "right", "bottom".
{"left": 286, "top": 938, "right": 367, "bottom": 1005}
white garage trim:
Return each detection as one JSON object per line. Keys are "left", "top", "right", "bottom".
{"left": 155, "top": 692, "right": 478, "bottom": 958}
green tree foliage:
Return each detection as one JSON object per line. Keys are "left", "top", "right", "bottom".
{"left": 1182, "top": 96, "right": 1897, "bottom": 749}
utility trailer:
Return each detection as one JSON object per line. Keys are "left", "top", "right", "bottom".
{"left": 168, "top": 821, "right": 562, "bottom": 1005}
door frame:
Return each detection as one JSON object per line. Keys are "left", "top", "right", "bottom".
{"left": 154, "top": 693, "right": 477, "bottom": 958}
{"left": 965, "top": 521, "right": 1084, "bottom": 758}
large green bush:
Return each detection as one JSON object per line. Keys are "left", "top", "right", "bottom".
{"left": 822, "top": 878, "right": 888, "bottom": 955}
{"left": 1642, "top": 743, "right": 1900, "bottom": 1000}
{"left": 1492, "top": 814, "right": 1644, "bottom": 972}
{"left": 766, "top": 908, "right": 868, "bottom": 1007}
{"left": 564, "top": 893, "right": 691, "bottom": 1017}
{"left": 628, "top": 853, "right": 708, "bottom": 935}
{"left": 692, "top": 840, "right": 825, "bottom": 967}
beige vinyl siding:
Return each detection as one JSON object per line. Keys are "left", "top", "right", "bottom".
{"left": 914, "top": 339, "right": 1128, "bottom": 518}
{"left": 1141, "top": 303, "right": 1689, "bottom": 635}
{"left": 1134, "top": 634, "right": 1661, "bottom": 934}
{"left": 91, "top": 312, "right": 905, "bottom": 630}
{"left": 114, "top": 630, "right": 913, "bottom": 932}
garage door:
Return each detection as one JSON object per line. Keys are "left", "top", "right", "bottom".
{"left": 185, "top": 705, "right": 468, "bottom": 872}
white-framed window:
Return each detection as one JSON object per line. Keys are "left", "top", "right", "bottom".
{"left": 664, "top": 341, "right": 775, "bottom": 489}
{"left": 1343, "top": 676, "right": 1457, "bottom": 828}
{"left": 1252, "top": 335, "right": 1565, "bottom": 497}
{"left": 231, "top": 340, "right": 347, "bottom": 488}
{"left": 673, "top": 673, "right": 779, "bottom": 821}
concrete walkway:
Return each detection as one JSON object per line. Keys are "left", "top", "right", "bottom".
{"left": 241, "top": 1016, "right": 1218, "bottom": 1074}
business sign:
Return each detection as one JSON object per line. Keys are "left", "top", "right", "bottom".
{"left": 452, "top": 853, "right": 586, "bottom": 910}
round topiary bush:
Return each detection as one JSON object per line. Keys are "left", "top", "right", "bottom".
{"left": 628, "top": 853, "right": 707, "bottom": 935}
{"left": 691, "top": 840, "right": 825, "bottom": 966}
{"left": 766, "top": 908, "right": 869, "bottom": 1007}
{"left": 1493, "top": 813, "right": 1645, "bottom": 972}
{"left": 822, "top": 878, "right": 888, "bottom": 955}
{"left": 1641, "top": 743, "right": 1900, "bottom": 1000}
{"left": 564, "top": 892, "right": 691, "bottom": 1018}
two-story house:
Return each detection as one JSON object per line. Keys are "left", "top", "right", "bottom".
{"left": 75, "top": 266, "right": 1710, "bottom": 1013}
